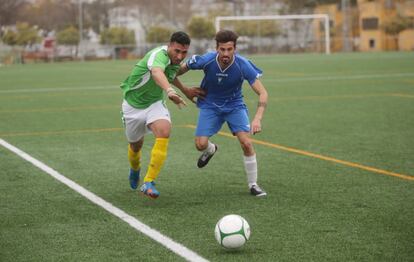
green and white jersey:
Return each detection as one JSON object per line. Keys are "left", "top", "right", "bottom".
{"left": 120, "top": 45, "right": 179, "bottom": 109}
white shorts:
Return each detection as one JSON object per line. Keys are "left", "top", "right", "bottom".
{"left": 121, "top": 100, "right": 171, "bottom": 143}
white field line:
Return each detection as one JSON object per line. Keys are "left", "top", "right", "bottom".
{"left": 0, "top": 85, "right": 115, "bottom": 94}
{"left": 185, "top": 72, "right": 414, "bottom": 86}
{"left": 267, "top": 72, "right": 414, "bottom": 83}
{"left": 1, "top": 72, "right": 413, "bottom": 94}
{"left": 0, "top": 139, "right": 209, "bottom": 262}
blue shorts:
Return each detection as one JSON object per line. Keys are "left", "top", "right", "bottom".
{"left": 195, "top": 106, "right": 250, "bottom": 137}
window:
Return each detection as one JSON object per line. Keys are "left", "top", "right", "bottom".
{"left": 369, "top": 39, "right": 375, "bottom": 48}
{"left": 362, "top": 17, "right": 379, "bottom": 30}
{"left": 409, "top": 17, "right": 414, "bottom": 29}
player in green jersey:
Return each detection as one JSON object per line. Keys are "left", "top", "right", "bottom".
{"left": 121, "top": 31, "right": 203, "bottom": 199}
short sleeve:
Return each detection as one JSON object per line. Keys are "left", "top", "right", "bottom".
{"left": 186, "top": 52, "right": 215, "bottom": 70}
{"left": 147, "top": 48, "right": 169, "bottom": 71}
{"left": 241, "top": 59, "right": 263, "bottom": 85}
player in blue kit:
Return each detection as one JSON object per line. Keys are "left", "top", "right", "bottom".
{"left": 177, "top": 30, "right": 268, "bottom": 196}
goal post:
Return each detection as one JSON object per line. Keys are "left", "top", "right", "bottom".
{"left": 215, "top": 14, "right": 331, "bottom": 55}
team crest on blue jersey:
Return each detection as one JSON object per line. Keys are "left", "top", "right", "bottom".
{"left": 216, "top": 73, "right": 228, "bottom": 84}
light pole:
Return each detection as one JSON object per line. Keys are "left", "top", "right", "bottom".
{"left": 78, "top": 0, "right": 84, "bottom": 61}
{"left": 342, "top": 0, "right": 351, "bottom": 52}
{"left": 169, "top": 0, "right": 173, "bottom": 21}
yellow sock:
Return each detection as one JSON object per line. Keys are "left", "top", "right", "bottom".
{"left": 128, "top": 145, "right": 141, "bottom": 171}
{"left": 144, "top": 138, "right": 169, "bottom": 182}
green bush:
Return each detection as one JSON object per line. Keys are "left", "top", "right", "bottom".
{"left": 2, "top": 22, "right": 40, "bottom": 46}
{"left": 100, "top": 27, "right": 136, "bottom": 45}
{"left": 57, "top": 26, "right": 79, "bottom": 45}
{"left": 146, "top": 26, "right": 173, "bottom": 43}
{"left": 187, "top": 16, "right": 215, "bottom": 39}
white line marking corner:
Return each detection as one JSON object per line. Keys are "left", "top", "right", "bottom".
{"left": 0, "top": 138, "right": 208, "bottom": 262}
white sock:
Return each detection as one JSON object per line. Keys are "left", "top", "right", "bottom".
{"left": 204, "top": 140, "right": 215, "bottom": 154}
{"left": 243, "top": 154, "right": 257, "bottom": 188}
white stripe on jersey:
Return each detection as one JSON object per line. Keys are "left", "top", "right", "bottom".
{"left": 130, "top": 71, "right": 151, "bottom": 91}
{"left": 147, "top": 45, "right": 169, "bottom": 70}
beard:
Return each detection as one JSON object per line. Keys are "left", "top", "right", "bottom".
{"left": 220, "top": 56, "right": 231, "bottom": 65}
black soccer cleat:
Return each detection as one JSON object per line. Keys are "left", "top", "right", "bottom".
{"left": 250, "top": 184, "right": 267, "bottom": 197}
{"left": 197, "top": 144, "right": 218, "bottom": 168}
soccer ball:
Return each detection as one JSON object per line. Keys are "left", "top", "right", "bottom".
{"left": 214, "top": 214, "right": 250, "bottom": 249}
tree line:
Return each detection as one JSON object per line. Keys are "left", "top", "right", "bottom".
{"left": 0, "top": 0, "right": 364, "bottom": 46}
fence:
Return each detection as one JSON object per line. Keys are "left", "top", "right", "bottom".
{"left": 1, "top": 35, "right": 411, "bottom": 65}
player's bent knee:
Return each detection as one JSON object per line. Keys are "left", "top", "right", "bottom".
{"left": 149, "top": 119, "right": 171, "bottom": 138}
{"left": 152, "top": 127, "right": 171, "bottom": 138}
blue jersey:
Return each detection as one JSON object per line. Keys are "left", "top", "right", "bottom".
{"left": 186, "top": 52, "right": 262, "bottom": 109}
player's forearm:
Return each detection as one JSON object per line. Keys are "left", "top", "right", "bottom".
{"left": 172, "top": 77, "right": 188, "bottom": 93}
{"left": 254, "top": 97, "right": 267, "bottom": 121}
{"left": 151, "top": 68, "right": 171, "bottom": 92}
{"left": 252, "top": 81, "right": 268, "bottom": 121}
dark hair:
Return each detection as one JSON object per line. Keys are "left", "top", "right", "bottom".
{"left": 170, "top": 31, "right": 191, "bottom": 45}
{"left": 215, "top": 30, "right": 238, "bottom": 48}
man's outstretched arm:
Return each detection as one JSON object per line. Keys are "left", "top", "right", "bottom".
{"left": 151, "top": 67, "right": 186, "bottom": 108}
{"left": 250, "top": 79, "right": 268, "bottom": 135}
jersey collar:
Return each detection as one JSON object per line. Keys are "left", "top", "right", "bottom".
{"left": 215, "top": 53, "right": 235, "bottom": 73}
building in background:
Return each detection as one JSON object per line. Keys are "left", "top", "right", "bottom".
{"left": 314, "top": 0, "right": 414, "bottom": 52}
{"left": 359, "top": 0, "right": 414, "bottom": 51}
{"left": 397, "top": 1, "right": 414, "bottom": 50}
{"left": 314, "top": 2, "right": 359, "bottom": 52}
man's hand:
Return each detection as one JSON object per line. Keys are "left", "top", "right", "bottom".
{"left": 251, "top": 118, "right": 262, "bottom": 135}
{"left": 183, "top": 87, "right": 206, "bottom": 103}
{"left": 167, "top": 87, "right": 187, "bottom": 109}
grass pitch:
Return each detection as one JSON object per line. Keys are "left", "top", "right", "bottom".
{"left": 1, "top": 52, "right": 413, "bottom": 261}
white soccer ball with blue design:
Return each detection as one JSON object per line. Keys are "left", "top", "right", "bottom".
{"left": 214, "top": 214, "right": 250, "bottom": 249}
